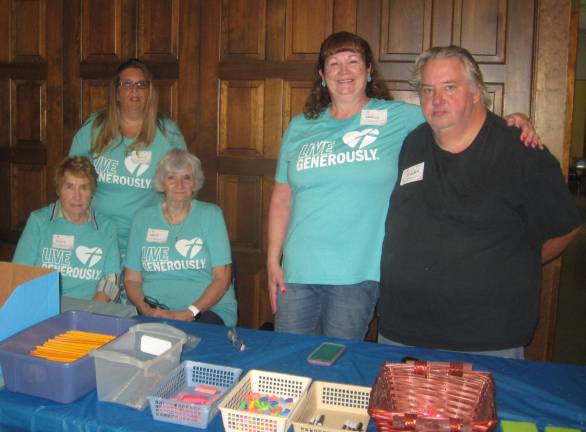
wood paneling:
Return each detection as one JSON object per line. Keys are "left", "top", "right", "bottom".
{"left": 11, "top": 164, "right": 46, "bottom": 229}
{"left": 221, "top": 0, "right": 266, "bottom": 60}
{"left": 219, "top": 80, "right": 265, "bottom": 157}
{"left": 12, "top": 80, "right": 45, "bottom": 145}
{"left": 81, "top": 0, "right": 121, "bottom": 61}
{"left": 219, "top": 174, "right": 262, "bottom": 250}
{"left": 285, "top": 0, "right": 333, "bottom": 60}
{"left": 138, "top": 0, "right": 179, "bottom": 61}
{"left": 381, "top": 0, "right": 429, "bottom": 61}
{"left": 11, "top": 0, "right": 46, "bottom": 61}
{"left": 81, "top": 79, "right": 109, "bottom": 120}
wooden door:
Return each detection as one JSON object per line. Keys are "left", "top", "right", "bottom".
{"left": 199, "top": 0, "right": 577, "bottom": 359}
{"left": 0, "top": 0, "right": 577, "bottom": 360}
{"left": 0, "top": 0, "right": 64, "bottom": 260}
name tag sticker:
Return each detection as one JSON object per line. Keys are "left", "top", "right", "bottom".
{"left": 131, "top": 150, "right": 152, "bottom": 165}
{"left": 52, "top": 234, "right": 74, "bottom": 250}
{"left": 146, "top": 228, "right": 169, "bottom": 243}
{"left": 400, "top": 162, "right": 425, "bottom": 186}
{"left": 360, "top": 109, "right": 387, "bottom": 126}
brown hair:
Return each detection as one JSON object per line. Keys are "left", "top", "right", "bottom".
{"left": 54, "top": 156, "right": 98, "bottom": 194}
{"left": 304, "top": 32, "right": 392, "bottom": 119}
{"left": 89, "top": 58, "right": 165, "bottom": 156}
{"left": 410, "top": 45, "right": 491, "bottom": 107}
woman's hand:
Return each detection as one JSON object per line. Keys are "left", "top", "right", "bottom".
{"left": 504, "top": 113, "right": 544, "bottom": 148}
{"left": 267, "top": 262, "right": 286, "bottom": 314}
{"left": 93, "top": 292, "right": 110, "bottom": 302}
{"left": 163, "top": 310, "right": 195, "bottom": 321}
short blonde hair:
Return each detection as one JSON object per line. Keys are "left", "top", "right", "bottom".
{"left": 54, "top": 156, "right": 98, "bottom": 194}
{"left": 154, "top": 149, "right": 204, "bottom": 197}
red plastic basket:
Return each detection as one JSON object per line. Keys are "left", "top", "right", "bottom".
{"left": 368, "top": 361, "right": 497, "bottom": 432}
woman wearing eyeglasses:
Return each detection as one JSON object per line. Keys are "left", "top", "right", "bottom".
{"left": 68, "top": 59, "right": 187, "bottom": 259}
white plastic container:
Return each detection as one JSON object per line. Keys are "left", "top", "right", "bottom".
{"left": 91, "top": 323, "right": 187, "bottom": 410}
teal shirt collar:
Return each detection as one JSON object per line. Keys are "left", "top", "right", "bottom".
{"left": 49, "top": 201, "right": 98, "bottom": 230}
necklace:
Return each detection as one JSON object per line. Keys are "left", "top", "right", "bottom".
{"left": 163, "top": 202, "right": 191, "bottom": 242}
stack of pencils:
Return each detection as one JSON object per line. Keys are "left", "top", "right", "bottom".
{"left": 30, "top": 330, "right": 115, "bottom": 363}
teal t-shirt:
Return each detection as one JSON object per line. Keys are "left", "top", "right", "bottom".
{"left": 275, "top": 99, "right": 425, "bottom": 284}
{"left": 125, "top": 200, "right": 237, "bottom": 326}
{"left": 68, "top": 115, "right": 187, "bottom": 257}
{"left": 13, "top": 203, "right": 121, "bottom": 299}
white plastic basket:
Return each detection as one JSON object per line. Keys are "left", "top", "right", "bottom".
{"left": 148, "top": 361, "right": 243, "bottom": 428}
{"left": 290, "top": 381, "right": 371, "bottom": 432}
{"left": 219, "top": 369, "right": 312, "bottom": 432}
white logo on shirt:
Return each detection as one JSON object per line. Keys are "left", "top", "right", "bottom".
{"left": 175, "top": 237, "right": 203, "bottom": 258}
{"left": 75, "top": 246, "right": 103, "bottom": 267}
{"left": 124, "top": 151, "right": 151, "bottom": 176}
{"left": 342, "top": 128, "right": 379, "bottom": 149}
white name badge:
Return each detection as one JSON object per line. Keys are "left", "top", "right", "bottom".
{"left": 131, "top": 150, "right": 152, "bottom": 165}
{"left": 52, "top": 234, "right": 74, "bottom": 250}
{"left": 400, "top": 162, "right": 425, "bottom": 186}
{"left": 146, "top": 228, "right": 169, "bottom": 243}
{"left": 360, "top": 109, "right": 387, "bottom": 126}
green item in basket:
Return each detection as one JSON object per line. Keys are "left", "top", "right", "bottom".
{"left": 501, "top": 420, "right": 538, "bottom": 432}
{"left": 545, "top": 427, "right": 581, "bottom": 432}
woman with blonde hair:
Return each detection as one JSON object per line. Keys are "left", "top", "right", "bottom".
{"left": 69, "top": 58, "right": 186, "bottom": 258}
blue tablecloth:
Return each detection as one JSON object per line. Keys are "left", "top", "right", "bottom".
{"left": 0, "top": 319, "right": 584, "bottom": 432}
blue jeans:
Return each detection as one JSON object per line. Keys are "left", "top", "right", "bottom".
{"left": 378, "top": 333, "right": 525, "bottom": 360}
{"left": 275, "top": 281, "right": 379, "bottom": 340}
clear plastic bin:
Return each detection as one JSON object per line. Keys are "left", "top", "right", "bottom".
{"left": 148, "top": 360, "right": 243, "bottom": 428}
{"left": 91, "top": 322, "right": 187, "bottom": 410}
{"left": 0, "top": 311, "right": 135, "bottom": 403}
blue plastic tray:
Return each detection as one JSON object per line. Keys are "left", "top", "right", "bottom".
{"left": 0, "top": 310, "right": 135, "bottom": 403}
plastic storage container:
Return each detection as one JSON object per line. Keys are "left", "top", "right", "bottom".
{"left": 219, "top": 369, "right": 312, "bottom": 432}
{"left": 0, "top": 311, "right": 135, "bottom": 403}
{"left": 290, "top": 381, "right": 372, "bottom": 432}
{"left": 91, "top": 323, "right": 187, "bottom": 410}
{"left": 148, "top": 360, "right": 243, "bottom": 428}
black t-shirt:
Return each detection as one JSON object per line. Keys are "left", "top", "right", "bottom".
{"left": 379, "top": 111, "right": 583, "bottom": 351}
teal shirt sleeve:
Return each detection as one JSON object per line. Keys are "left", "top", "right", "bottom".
{"left": 205, "top": 205, "right": 232, "bottom": 268}
{"left": 69, "top": 116, "right": 96, "bottom": 157}
{"left": 101, "top": 218, "right": 122, "bottom": 275}
{"left": 124, "top": 209, "right": 145, "bottom": 272}
{"left": 162, "top": 118, "right": 187, "bottom": 150}
{"left": 275, "top": 115, "right": 302, "bottom": 184}
{"left": 400, "top": 102, "right": 426, "bottom": 134}
{"left": 13, "top": 211, "right": 42, "bottom": 265}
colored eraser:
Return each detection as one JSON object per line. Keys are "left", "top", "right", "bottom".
{"left": 501, "top": 421, "right": 538, "bottom": 432}
{"left": 194, "top": 384, "right": 219, "bottom": 394}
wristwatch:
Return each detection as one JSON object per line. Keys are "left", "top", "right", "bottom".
{"left": 187, "top": 305, "right": 200, "bottom": 320}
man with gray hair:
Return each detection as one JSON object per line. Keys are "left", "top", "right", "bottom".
{"left": 378, "top": 46, "right": 582, "bottom": 358}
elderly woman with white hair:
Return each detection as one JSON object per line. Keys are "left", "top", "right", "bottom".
{"left": 124, "top": 149, "right": 237, "bottom": 326}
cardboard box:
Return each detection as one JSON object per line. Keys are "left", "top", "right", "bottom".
{"left": 0, "top": 262, "right": 59, "bottom": 342}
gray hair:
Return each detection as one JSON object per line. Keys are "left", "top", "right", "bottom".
{"left": 154, "top": 149, "right": 204, "bottom": 197}
{"left": 410, "top": 45, "right": 491, "bottom": 108}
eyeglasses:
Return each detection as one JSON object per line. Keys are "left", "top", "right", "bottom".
{"left": 119, "top": 80, "right": 150, "bottom": 90}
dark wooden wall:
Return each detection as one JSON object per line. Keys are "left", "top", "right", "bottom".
{"left": 0, "top": 0, "right": 578, "bottom": 360}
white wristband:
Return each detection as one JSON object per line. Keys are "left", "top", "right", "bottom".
{"left": 187, "top": 305, "right": 200, "bottom": 318}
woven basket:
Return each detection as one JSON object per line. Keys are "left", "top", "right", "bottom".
{"left": 368, "top": 361, "right": 497, "bottom": 432}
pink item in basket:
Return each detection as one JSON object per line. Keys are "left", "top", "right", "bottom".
{"left": 174, "top": 391, "right": 213, "bottom": 405}
{"left": 194, "top": 384, "right": 219, "bottom": 395}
